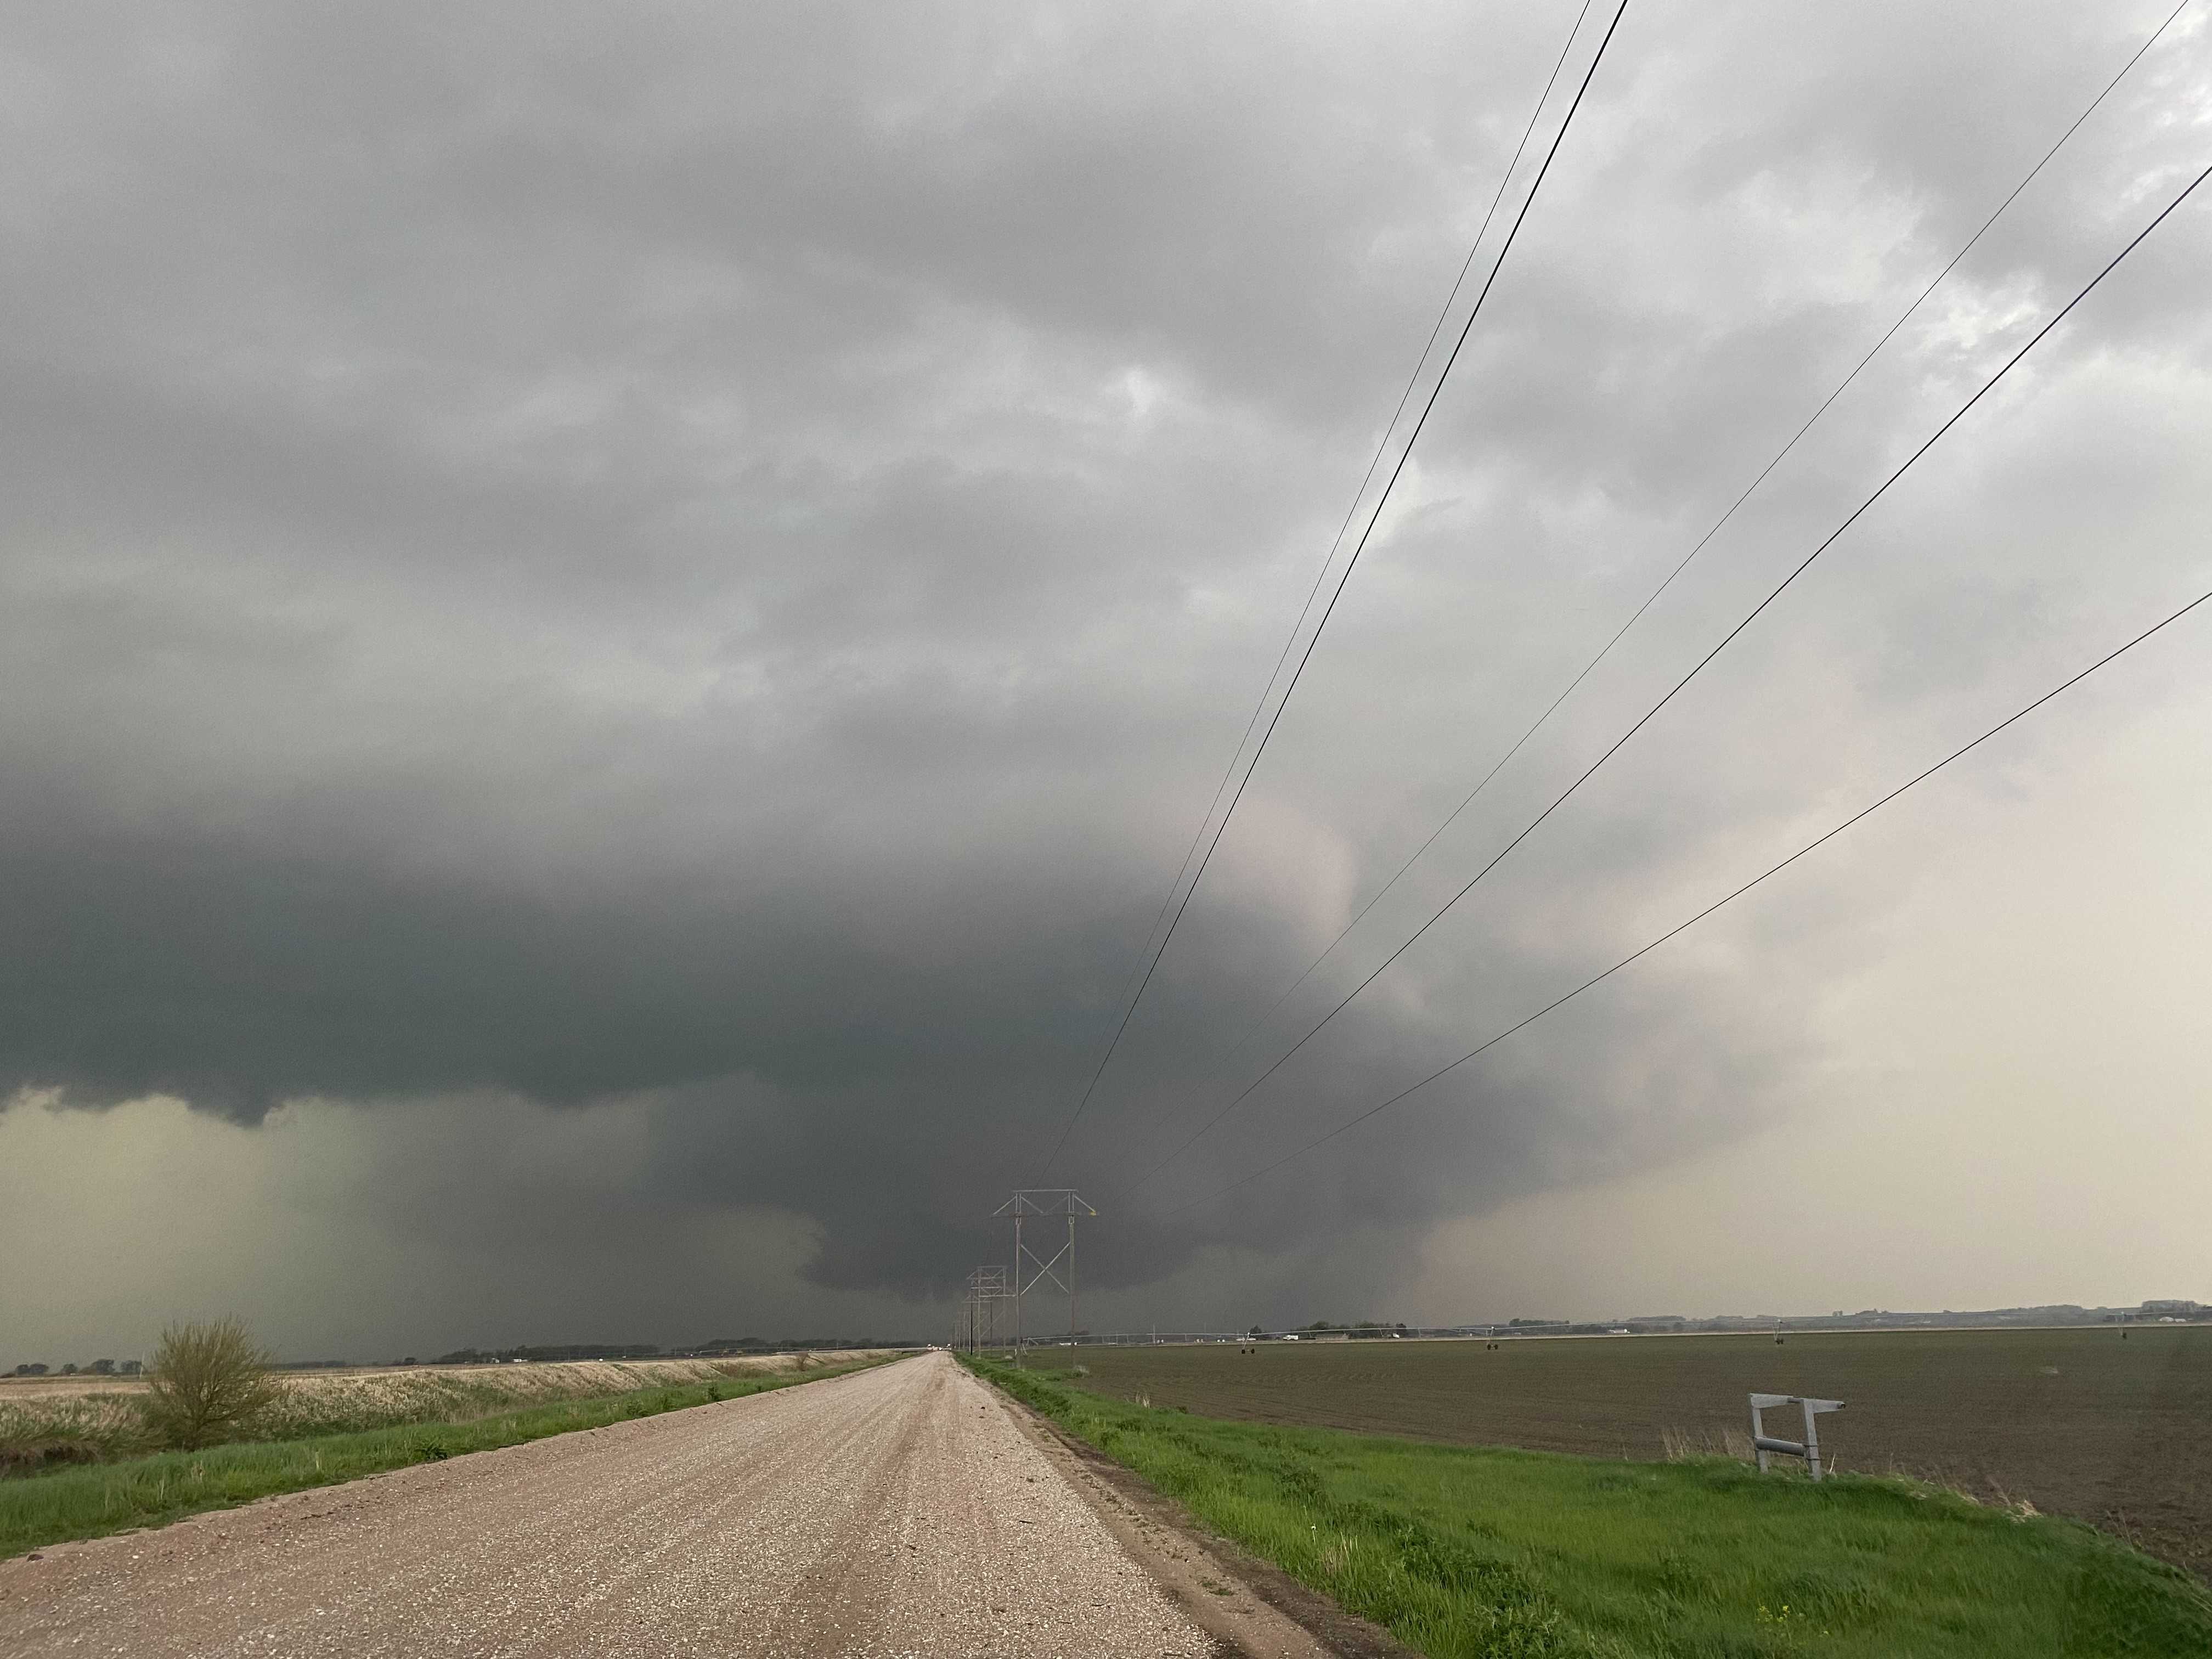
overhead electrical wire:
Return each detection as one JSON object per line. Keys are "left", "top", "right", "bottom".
{"left": 1167, "top": 0, "right": 2196, "bottom": 1107}
{"left": 1056, "top": 0, "right": 1601, "bottom": 1141}
{"left": 1029, "top": 0, "right": 1633, "bottom": 1180}
{"left": 1155, "top": 578, "right": 2212, "bottom": 1214}
{"left": 1119, "top": 149, "right": 2212, "bottom": 1200}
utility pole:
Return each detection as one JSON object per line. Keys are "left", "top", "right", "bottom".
{"left": 992, "top": 1191, "right": 1094, "bottom": 1364}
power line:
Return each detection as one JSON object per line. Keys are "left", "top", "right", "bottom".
{"left": 1031, "top": 0, "right": 1634, "bottom": 1181}
{"left": 1159, "top": 0, "right": 2196, "bottom": 1116}
{"left": 1156, "top": 578, "right": 2212, "bottom": 1214}
{"left": 1120, "top": 150, "right": 2212, "bottom": 1200}
{"left": 1049, "top": 0, "right": 1601, "bottom": 1159}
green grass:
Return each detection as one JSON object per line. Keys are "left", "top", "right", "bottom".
{"left": 969, "top": 1357, "right": 2212, "bottom": 1658}
{"left": 1, "top": 1357, "right": 896, "bottom": 1561}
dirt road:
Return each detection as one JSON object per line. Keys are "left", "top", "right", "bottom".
{"left": 0, "top": 1352, "right": 1301, "bottom": 1657}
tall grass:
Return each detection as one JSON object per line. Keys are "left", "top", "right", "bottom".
{"left": 2, "top": 1357, "right": 895, "bottom": 1560}
{"left": 970, "top": 1358, "right": 2212, "bottom": 1658}
{"left": 0, "top": 1395, "right": 149, "bottom": 1472}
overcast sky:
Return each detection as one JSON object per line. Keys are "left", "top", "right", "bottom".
{"left": 3, "top": 0, "right": 2208, "bottom": 1361}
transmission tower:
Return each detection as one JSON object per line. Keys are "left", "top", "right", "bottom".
{"left": 958, "top": 1265, "right": 1012, "bottom": 1355}
{"left": 993, "top": 1190, "right": 1094, "bottom": 1361}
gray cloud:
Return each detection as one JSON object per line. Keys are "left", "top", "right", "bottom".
{"left": 3, "top": 0, "right": 2209, "bottom": 1353}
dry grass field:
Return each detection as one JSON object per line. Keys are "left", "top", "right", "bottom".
{"left": 1019, "top": 1325, "right": 2210, "bottom": 1576}
{"left": 0, "top": 1352, "right": 893, "bottom": 1468}
{"left": 0, "top": 1352, "right": 824, "bottom": 1403}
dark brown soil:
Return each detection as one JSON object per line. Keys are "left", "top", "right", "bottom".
{"left": 1025, "top": 1324, "right": 2211, "bottom": 1576}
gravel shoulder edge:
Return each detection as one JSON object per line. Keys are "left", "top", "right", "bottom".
{"left": 984, "top": 1375, "right": 1421, "bottom": 1659}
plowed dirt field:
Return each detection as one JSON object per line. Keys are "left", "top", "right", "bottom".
{"left": 1022, "top": 1325, "right": 2210, "bottom": 1575}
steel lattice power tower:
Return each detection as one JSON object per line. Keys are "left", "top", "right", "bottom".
{"left": 993, "top": 1190, "right": 1094, "bottom": 1360}
{"left": 956, "top": 1266, "right": 1012, "bottom": 1355}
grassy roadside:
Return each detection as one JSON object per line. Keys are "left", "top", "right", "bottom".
{"left": 2, "top": 1355, "right": 899, "bottom": 1561}
{"left": 968, "top": 1357, "right": 2212, "bottom": 1658}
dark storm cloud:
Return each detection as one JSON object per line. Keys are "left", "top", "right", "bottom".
{"left": 3, "top": 0, "right": 2208, "bottom": 1331}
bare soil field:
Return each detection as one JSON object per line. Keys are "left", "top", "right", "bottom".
{"left": 1022, "top": 1325, "right": 2211, "bottom": 1576}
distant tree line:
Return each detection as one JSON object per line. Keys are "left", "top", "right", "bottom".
{"left": 432, "top": 1343, "right": 668, "bottom": 1364}
{"left": 423, "top": 1335, "right": 905, "bottom": 1365}
{"left": 8, "top": 1358, "right": 141, "bottom": 1376}
{"left": 16, "top": 1334, "right": 922, "bottom": 1376}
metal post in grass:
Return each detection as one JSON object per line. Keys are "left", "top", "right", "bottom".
{"left": 1748, "top": 1393, "right": 1844, "bottom": 1480}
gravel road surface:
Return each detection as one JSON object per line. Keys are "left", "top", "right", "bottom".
{"left": 0, "top": 1352, "right": 1229, "bottom": 1657}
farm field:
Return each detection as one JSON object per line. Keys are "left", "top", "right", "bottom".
{"left": 0, "top": 1352, "right": 902, "bottom": 1474}
{"left": 973, "top": 1356, "right": 2212, "bottom": 1658}
{"left": 1017, "top": 1325, "right": 2210, "bottom": 1575}
{"left": 0, "top": 1350, "right": 851, "bottom": 1403}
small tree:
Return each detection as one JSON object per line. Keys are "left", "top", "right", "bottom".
{"left": 140, "top": 1317, "right": 284, "bottom": 1449}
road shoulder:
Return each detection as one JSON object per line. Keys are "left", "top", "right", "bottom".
{"left": 986, "top": 1373, "right": 1420, "bottom": 1659}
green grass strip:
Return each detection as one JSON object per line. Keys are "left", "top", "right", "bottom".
{"left": 968, "top": 1357, "right": 2212, "bottom": 1658}
{"left": 1, "top": 1357, "right": 895, "bottom": 1560}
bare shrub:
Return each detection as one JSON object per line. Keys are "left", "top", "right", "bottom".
{"left": 140, "top": 1318, "right": 285, "bottom": 1450}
